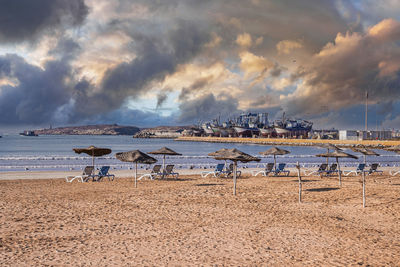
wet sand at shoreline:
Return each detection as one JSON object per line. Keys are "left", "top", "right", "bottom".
{"left": 1, "top": 173, "right": 400, "bottom": 266}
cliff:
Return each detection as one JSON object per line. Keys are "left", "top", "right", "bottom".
{"left": 35, "top": 124, "right": 140, "bottom": 135}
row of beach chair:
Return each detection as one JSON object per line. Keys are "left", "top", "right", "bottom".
{"left": 138, "top": 164, "right": 179, "bottom": 180}
{"left": 201, "top": 163, "right": 241, "bottom": 178}
{"left": 66, "top": 166, "right": 115, "bottom": 183}
{"left": 66, "top": 164, "right": 180, "bottom": 182}
{"left": 251, "top": 163, "right": 290, "bottom": 177}
{"left": 67, "top": 162, "right": 387, "bottom": 183}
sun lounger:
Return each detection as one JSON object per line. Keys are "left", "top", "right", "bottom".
{"left": 66, "top": 166, "right": 94, "bottom": 182}
{"left": 303, "top": 163, "right": 328, "bottom": 176}
{"left": 138, "top": 164, "right": 162, "bottom": 180}
{"left": 201, "top": 163, "right": 225, "bottom": 178}
{"left": 364, "top": 163, "right": 383, "bottom": 175}
{"left": 163, "top": 164, "right": 179, "bottom": 179}
{"left": 274, "top": 163, "right": 290, "bottom": 176}
{"left": 94, "top": 166, "right": 115, "bottom": 181}
{"left": 222, "top": 163, "right": 241, "bottom": 178}
{"left": 252, "top": 163, "right": 274, "bottom": 176}
{"left": 320, "top": 163, "right": 339, "bottom": 176}
{"left": 390, "top": 168, "right": 400, "bottom": 176}
{"left": 344, "top": 163, "right": 365, "bottom": 176}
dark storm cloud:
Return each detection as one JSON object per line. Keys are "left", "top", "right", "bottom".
{"left": 0, "top": 0, "right": 88, "bottom": 43}
{"left": 0, "top": 54, "right": 74, "bottom": 125}
{"left": 156, "top": 92, "right": 168, "bottom": 108}
{"left": 178, "top": 94, "right": 238, "bottom": 123}
{"left": 73, "top": 20, "right": 210, "bottom": 116}
{"left": 179, "top": 76, "right": 212, "bottom": 101}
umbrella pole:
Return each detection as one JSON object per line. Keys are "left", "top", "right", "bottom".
{"left": 274, "top": 155, "right": 276, "bottom": 170}
{"left": 162, "top": 155, "right": 166, "bottom": 179}
{"left": 326, "top": 148, "right": 329, "bottom": 165}
{"left": 364, "top": 154, "right": 366, "bottom": 164}
{"left": 135, "top": 162, "right": 138, "bottom": 188}
{"left": 296, "top": 161, "right": 302, "bottom": 203}
{"left": 337, "top": 157, "right": 342, "bottom": 186}
{"left": 233, "top": 161, "right": 237, "bottom": 195}
{"left": 362, "top": 170, "right": 366, "bottom": 208}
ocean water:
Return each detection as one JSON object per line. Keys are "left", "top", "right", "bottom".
{"left": 0, "top": 134, "right": 398, "bottom": 172}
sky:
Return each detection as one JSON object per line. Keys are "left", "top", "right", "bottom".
{"left": 1, "top": 0, "right": 400, "bottom": 130}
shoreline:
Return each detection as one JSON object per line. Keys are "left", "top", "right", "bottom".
{"left": 176, "top": 136, "right": 400, "bottom": 148}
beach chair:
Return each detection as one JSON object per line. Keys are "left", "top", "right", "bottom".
{"left": 344, "top": 163, "right": 365, "bottom": 176}
{"left": 138, "top": 164, "right": 162, "bottom": 180}
{"left": 66, "top": 166, "right": 94, "bottom": 182}
{"left": 303, "top": 163, "right": 328, "bottom": 176}
{"left": 274, "top": 163, "right": 290, "bottom": 176}
{"left": 389, "top": 168, "right": 400, "bottom": 176}
{"left": 364, "top": 163, "right": 383, "bottom": 175}
{"left": 252, "top": 163, "right": 274, "bottom": 176}
{"left": 164, "top": 164, "right": 179, "bottom": 179}
{"left": 222, "top": 163, "right": 241, "bottom": 178}
{"left": 201, "top": 163, "right": 225, "bottom": 178}
{"left": 320, "top": 163, "right": 338, "bottom": 176}
{"left": 94, "top": 166, "right": 115, "bottom": 181}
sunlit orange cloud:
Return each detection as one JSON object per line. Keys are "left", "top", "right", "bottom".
{"left": 73, "top": 31, "right": 135, "bottom": 85}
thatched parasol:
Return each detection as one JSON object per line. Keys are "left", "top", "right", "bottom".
{"left": 116, "top": 150, "right": 157, "bottom": 188}
{"left": 318, "top": 143, "right": 342, "bottom": 165}
{"left": 148, "top": 147, "right": 182, "bottom": 175}
{"left": 351, "top": 146, "right": 379, "bottom": 164}
{"left": 259, "top": 147, "right": 290, "bottom": 170}
{"left": 73, "top": 146, "right": 112, "bottom": 168}
{"left": 316, "top": 150, "right": 358, "bottom": 186}
{"left": 208, "top": 148, "right": 260, "bottom": 195}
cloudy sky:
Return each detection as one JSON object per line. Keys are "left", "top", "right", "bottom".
{"left": 1, "top": 0, "right": 400, "bottom": 130}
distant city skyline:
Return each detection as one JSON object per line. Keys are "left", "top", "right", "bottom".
{"left": 0, "top": 0, "right": 400, "bottom": 129}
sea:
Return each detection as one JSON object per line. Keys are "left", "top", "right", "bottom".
{"left": 0, "top": 135, "right": 398, "bottom": 172}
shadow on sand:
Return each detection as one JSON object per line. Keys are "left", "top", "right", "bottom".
{"left": 305, "top": 187, "right": 340, "bottom": 192}
{"left": 195, "top": 183, "right": 225, "bottom": 187}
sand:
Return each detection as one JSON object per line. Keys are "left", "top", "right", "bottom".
{"left": 1, "top": 171, "right": 400, "bottom": 266}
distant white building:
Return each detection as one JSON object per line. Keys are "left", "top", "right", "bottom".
{"left": 339, "top": 130, "right": 392, "bottom": 140}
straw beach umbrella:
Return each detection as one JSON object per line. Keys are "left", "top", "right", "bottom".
{"left": 316, "top": 150, "right": 358, "bottom": 186}
{"left": 208, "top": 148, "right": 260, "bottom": 195}
{"left": 351, "top": 146, "right": 379, "bottom": 164}
{"left": 73, "top": 146, "right": 112, "bottom": 168}
{"left": 148, "top": 147, "right": 182, "bottom": 174}
{"left": 318, "top": 143, "right": 342, "bottom": 165}
{"left": 116, "top": 150, "right": 157, "bottom": 188}
{"left": 259, "top": 147, "right": 290, "bottom": 169}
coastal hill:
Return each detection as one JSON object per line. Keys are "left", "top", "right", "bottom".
{"left": 35, "top": 124, "right": 140, "bottom": 135}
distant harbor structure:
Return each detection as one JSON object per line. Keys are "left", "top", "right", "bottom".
{"left": 201, "top": 112, "right": 313, "bottom": 139}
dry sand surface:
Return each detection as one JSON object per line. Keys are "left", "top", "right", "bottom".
{"left": 1, "top": 173, "right": 400, "bottom": 266}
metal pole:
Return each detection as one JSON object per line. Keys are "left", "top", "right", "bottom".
{"left": 365, "top": 91, "right": 368, "bottom": 131}
{"left": 135, "top": 162, "right": 138, "bottom": 188}
{"left": 337, "top": 157, "right": 342, "bottom": 186}
{"left": 296, "top": 161, "right": 302, "bottom": 203}
{"left": 362, "top": 170, "right": 366, "bottom": 208}
{"left": 233, "top": 161, "right": 237, "bottom": 195}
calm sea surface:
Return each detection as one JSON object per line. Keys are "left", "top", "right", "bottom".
{"left": 0, "top": 135, "right": 398, "bottom": 171}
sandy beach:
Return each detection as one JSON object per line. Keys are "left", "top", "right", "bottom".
{"left": 1, "top": 170, "right": 400, "bottom": 266}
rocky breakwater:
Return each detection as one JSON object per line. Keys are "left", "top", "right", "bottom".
{"left": 35, "top": 124, "right": 140, "bottom": 135}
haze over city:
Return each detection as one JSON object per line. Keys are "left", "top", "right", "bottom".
{"left": 1, "top": 0, "right": 400, "bottom": 130}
